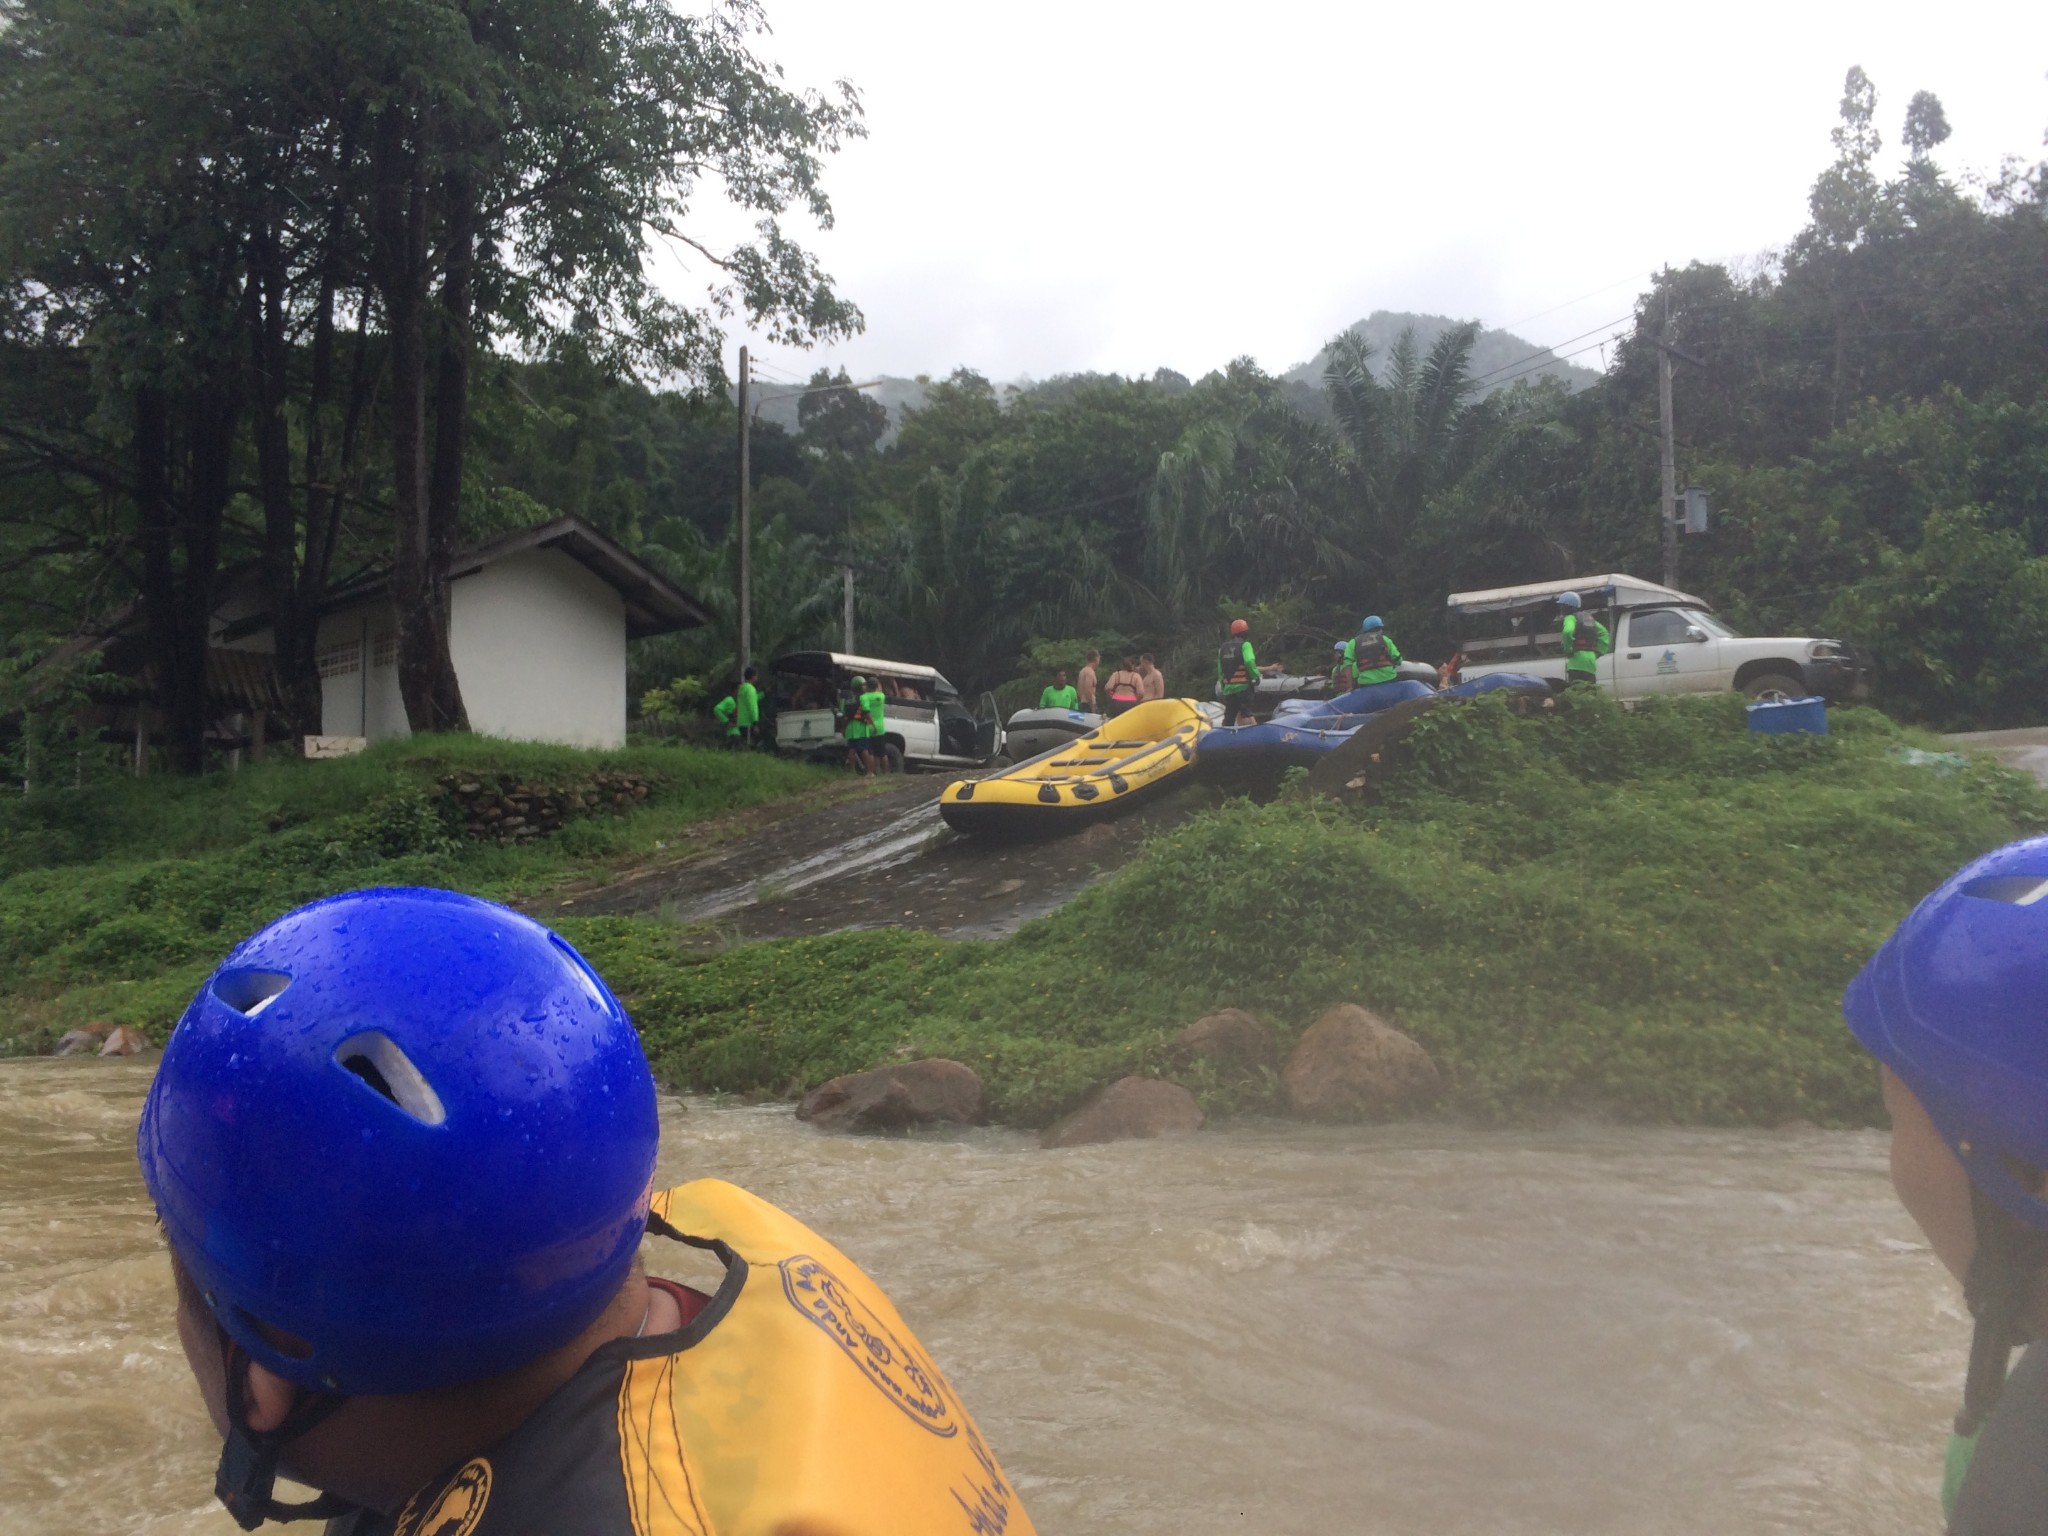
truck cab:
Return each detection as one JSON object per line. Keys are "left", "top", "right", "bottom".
{"left": 1447, "top": 574, "right": 1872, "bottom": 702}
{"left": 770, "top": 651, "right": 999, "bottom": 770}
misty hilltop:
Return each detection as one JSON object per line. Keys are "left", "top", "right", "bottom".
{"left": 748, "top": 309, "right": 1603, "bottom": 440}
{"left": 1281, "top": 310, "right": 1602, "bottom": 397}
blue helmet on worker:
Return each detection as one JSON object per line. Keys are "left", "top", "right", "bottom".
{"left": 1556, "top": 591, "right": 1582, "bottom": 611}
{"left": 1360, "top": 615, "right": 1384, "bottom": 633}
{"left": 138, "top": 888, "right": 660, "bottom": 1398}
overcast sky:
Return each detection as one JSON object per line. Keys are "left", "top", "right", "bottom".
{"left": 672, "top": 1, "right": 2048, "bottom": 390}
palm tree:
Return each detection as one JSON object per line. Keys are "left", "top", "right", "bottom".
{"left": 1322, "top": 320, "right": 1481, "bottom": 547}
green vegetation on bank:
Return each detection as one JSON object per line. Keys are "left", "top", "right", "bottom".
{"left": 0, "top": 738, "right": 831, "bottom": 1051}
{"left": 564, "top": 696, "right": 2048, "bottom": 1126}
{"left": 6, "top": 700, "right": 2044, "bottom": 1128}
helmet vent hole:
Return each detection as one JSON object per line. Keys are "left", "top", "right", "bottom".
{"left": 1963, "top": 875, "right": 2048, "bottom": 907}
{"left": 334, "top": 1031, "right": 447, "bottom": 1126}
{"left": 212, "top": 969, "right": 292, "bottom": 1018}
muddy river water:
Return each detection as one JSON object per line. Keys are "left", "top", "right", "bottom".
{"left": 2, "top": 1058, "right": 1967, "bottom": 1535}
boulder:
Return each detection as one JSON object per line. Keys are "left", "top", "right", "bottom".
{"left": 1281, "top": 1005, "right": 1440, "bottom": 1120}
{"left": 1040, "top": 1076, "right": 1203, "bottom": 1149}
{"left": 797, "top": 1059, "right": 983, "bottom": 1134}
{"left": 1170, "top": 1008, "right": 1278, "bottom": 1075}
{"left": 97, "top": 1025, "right": 152, "bottom": 1057}
{"left": 53, "top": 1027, "right": 108, "bottom": 1058}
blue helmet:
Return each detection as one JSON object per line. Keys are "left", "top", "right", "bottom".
{"left": 1361, "top": 615, "right": 1384, "bottom": 632}
{"left": 139, "top": 888, "right": 660, "bottom": 1397}
{"left": 1845, "top": 836, "right": 2048, "bottom": 1230}
{"left": 1556, "top": 591, "right": 1582, "bottom": 611}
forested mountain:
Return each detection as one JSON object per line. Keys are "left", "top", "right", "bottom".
{"left": 1283, "top": 310, "right": 1601, "bottom": 402}
{"left": 5, "top": 58, "right": 2046, "bottom": 780}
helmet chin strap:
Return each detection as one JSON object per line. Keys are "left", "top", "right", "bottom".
{"left": 1955, "top": 1184, "right": 2048, "bottom": 1438}
{"left": 215, "top": 1339, "right": 358, "bottom": 1530}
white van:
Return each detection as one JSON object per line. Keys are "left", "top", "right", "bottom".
{"left": 1447, "top": 574, "right": 1873, "bottom": 701}
{"left": 770, "top": 651, "right": 1000, "bottom": 771}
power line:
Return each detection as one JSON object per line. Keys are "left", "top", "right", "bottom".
{"left": 1496, "top": 271, "right": 1652, "bottom": 337}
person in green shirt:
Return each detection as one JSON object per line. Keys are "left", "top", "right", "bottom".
{"left": 840, "top": 674, "right": 872, "bottom": 772}
{"left": 1039, "top": 668, "right": 1080, "bottom": 711}
{"left": 1341, "top": 615, "right": 1403, "bottom": 690}
{"left": 1216, "top": 618, "right": 1260, "bottom": 726}
{"left": 712, "top": 692, "right": 739, "bottom": 744}
{"left": 1556, "top": 592, "right": 1610, "bottom": 686}
{"left": 858, "top": 679, "right": 890, "bottom": 773}
{"left": 734, "top": 666, "right": 762, "bottom": 747}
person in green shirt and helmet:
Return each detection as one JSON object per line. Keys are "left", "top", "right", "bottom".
{"left": 1216, "top": 618, "right": 1261, "bottom": 727}
{"left": 1556, "top": 591, "right": 1610, "bottom": 687}
{"left": 1340, "top": 615, "right": 1402, "bottom": 690}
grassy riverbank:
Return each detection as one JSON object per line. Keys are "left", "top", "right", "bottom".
{"left": 564, "top": 695, "right": 2048, "bottom": 1126}
{"left": 0, "top": 736, "right": 833, "bottom": 1051}
{"left": 7, "top": 697, "right": 2043, "bottom": 1128}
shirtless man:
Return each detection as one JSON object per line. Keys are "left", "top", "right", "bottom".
{"left": 1137, "top": 653, "right": 1165, "bottom": 700}
{"left": 1076, "top": 650, "right": 1100, "bottom": 712}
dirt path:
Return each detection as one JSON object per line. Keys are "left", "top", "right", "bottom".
{"left": 545, "top": 776, "right": 1212, "bottom": 941}
{"left": 1945, "top": 726, "right": 2048, "bottom": 788}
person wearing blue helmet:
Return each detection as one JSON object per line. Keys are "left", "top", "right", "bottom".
{"left": 141, "top": 887, "right": 1036, "bottom": 1535}
{"left": 1337, "top": 615, "right": 1402, "bottom": 692}
{"left": 1845, "top": 836, "right": 2048, "bottom": 1533}
{"left": 1555, "top": 591, "right": 1609, "bottom": 687}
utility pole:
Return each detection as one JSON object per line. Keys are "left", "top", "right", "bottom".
{"left": 842, "top": 565, "right": 856, "bottom": 654}
{"left": 1657, "top": 299, "right": 1679, "bottom": 589}
{"left": 735, "top": 345, "right": 751, "bottom": 671}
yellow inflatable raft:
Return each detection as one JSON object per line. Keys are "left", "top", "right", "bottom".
{"left": 939, "top": 697, "right": 1210, "bottom": 839}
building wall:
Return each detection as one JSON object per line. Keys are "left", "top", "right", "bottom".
{"left": 315, "top": 603, "right": 410, "bottom": 741}
{"left": 449, "top": 550, "right": 626, "bottom": 748}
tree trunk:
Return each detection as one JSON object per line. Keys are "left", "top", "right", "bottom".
{"left": 374, "top": 107, "right": 466, "bottom": 734}
{"left": 250, "top": 217, "right": 310, "bottom": 743}
{"left": 135, "top": 385, "right": 229, "bottom": 775}
{"left": 423, "top": 170, "right": 476, "bottom": 730}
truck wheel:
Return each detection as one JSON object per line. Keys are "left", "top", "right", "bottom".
{"left": 881, "top": 742, "right": 905, "bottom": 775}
{"left": 1742, "top": 672, "right": 1804, "bottom": 702}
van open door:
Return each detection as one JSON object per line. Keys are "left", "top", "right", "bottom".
{"left": 975, "top": 692, "right": 1003, "bottom": 761}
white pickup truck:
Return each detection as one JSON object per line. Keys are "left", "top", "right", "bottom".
{"left": 1446, "top": 574, "right": 1873, "bottom": 701}
{"left": 769, "top": 651, "right": 1000, "bottom": 771}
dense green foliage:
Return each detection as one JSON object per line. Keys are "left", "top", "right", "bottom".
{"left": 0, "top": 737, "right": 831, "bottom": 1049}
{"left": 566, "top": 695, "right": 2048, "bottom": 1126}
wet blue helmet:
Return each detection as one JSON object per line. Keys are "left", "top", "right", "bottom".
{"left": 1556, "top": 591, "right": 1582, "bottom": 611}
{"left": 1845, "top": 836, "right": 2048, "bottom": 1229}
{"left": 1361, "top": 616, "right": 1384, "bottom": 632}
{"left": 139, "top": 888, "right": 660, "bottom": 1395}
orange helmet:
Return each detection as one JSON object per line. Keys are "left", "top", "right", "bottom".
{"left": 1229, "top": 618, "right": 1249, "bottom": 636}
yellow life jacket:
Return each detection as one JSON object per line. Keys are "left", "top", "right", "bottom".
{"left": 622, "top": 1179, "right": 1037, "bottom": 1536}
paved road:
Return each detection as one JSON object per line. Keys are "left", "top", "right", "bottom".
{"left": 1943, "top": 727, "right": 2048, "bottom": 787}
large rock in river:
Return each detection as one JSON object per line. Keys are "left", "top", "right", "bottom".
{"left": 797, "top": 1059, "right": 983, "bottom": 1134}
{"left": 1040, "top": 1076, "right": 1204, "bottom": 1149}
{"left": 1170, "top": 1008, "right": 1278, "bottom": 1075}
{"left": 98, "top": 1026, "right": 152, "bottom": 1057}
{"left": 1281, "top": 1005, "right": 1440, "bottom": 1120}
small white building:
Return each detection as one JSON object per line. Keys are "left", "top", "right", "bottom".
{"left": 302, "top": 519, "right": 706, "bottom": 750}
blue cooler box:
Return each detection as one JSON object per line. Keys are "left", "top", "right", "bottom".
{"left": 1747, "top": 696, "right": 1828, "bottom": 736}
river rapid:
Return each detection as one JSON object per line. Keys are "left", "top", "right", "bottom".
{"left": 2, "top": 1059, "right": 1966, "bottom": 1535}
